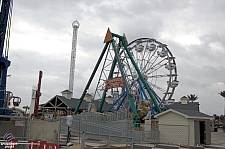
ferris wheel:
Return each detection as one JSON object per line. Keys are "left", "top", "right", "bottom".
{"left": 123, "top": 38, "right": 179, "bottom": 108}
{"left": 74, "top": 29, "right": 179, "bottom": 120}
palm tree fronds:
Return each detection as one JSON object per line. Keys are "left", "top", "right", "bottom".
{"left": 219, "top": 91, "right": 225, "bottom": 98}
{"left": 187, "top": 94, "right": 198, "bottom": 102}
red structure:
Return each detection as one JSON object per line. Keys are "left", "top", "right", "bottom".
{"left": 2, "top": 140, "right": 59, "bottom": 149}
{"left": 35, "top": 71, "right": 43, "bottom": 116}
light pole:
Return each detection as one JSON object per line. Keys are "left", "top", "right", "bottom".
{"left": 67, "top": 107, "right": 70, "bottom": 115}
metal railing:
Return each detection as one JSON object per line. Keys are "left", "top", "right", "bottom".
{"left": 59, "top": 114, "right": 190, "bottom": 147}
{"left": 81, "top": 131, "right": 133, "bottom": 149}
{"left": 59, "top": 116, "right": 126, "bottom": 144}
{"left": 74, "top": 111, "right": 133, "bottom": 122}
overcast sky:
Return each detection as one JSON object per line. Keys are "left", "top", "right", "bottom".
{"left": 6, "top": 0, "right": 225, "bottom": 116}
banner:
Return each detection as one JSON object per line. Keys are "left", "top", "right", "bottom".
{"left": 15, "top": 121, "right": 24, "bottom": 127}
{"left": 105, "top": 77, "right": 125, "bottom": 89}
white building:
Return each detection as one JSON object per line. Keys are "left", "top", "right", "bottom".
{"left": 156, "top": 109, "right": 212, "bottom": 146}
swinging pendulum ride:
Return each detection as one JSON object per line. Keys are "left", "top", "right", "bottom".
{"left": 74, "top": 28, "right": 178, "bottom": 125}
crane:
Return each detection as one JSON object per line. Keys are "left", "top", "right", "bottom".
{"left": 68, "top": 20, "right": 79, "bottom": 94}
{"left": 0, "top": 0, "right": 13, "bottom": 115}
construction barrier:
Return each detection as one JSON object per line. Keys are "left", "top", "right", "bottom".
{"left": 0, "top": 140, "right": 59, "bottom": 149}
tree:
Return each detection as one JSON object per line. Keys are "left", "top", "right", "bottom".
{"left": 22, "top": 106, "right": 30, "bottom": 115}
{"left": 219, "top": 91, "right": 225, "bottom": 98}
{"left": 220, "top": 115, "right": 224, "bottom": 123}
{"left": 187, "top": 94, "right": 198, "bottom": 102}
{"left": 213, "top": 114, "right": 220, "bottom": 128}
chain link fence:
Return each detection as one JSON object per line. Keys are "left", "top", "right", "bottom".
{"left": 0, "top": 115, "right": 29, "bottom": 149}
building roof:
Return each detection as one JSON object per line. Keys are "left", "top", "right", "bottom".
{"left": 169, "top": 102, "right": 199, "bottom": 111}
{"left": 175, "top": 109, "right": 212, "bottom": 118}
{"left": 85, "top": 93, "right": 93, "bottom": 97}
{"left": 92, "top": 100, "right": 115, "bottom": 112}
{"left": 156, "top": 109, "right": 212, "bottom": 120}
{"left": 42, "top": 95, "right": 86, "bottom": 110}
{"left": 42, "top": 95, "right": 115, "bottom": 112}
{"left": 57, "top": 95, "right": 88, "bottom": 110}
{"left": 61, "top": 89, "right": 72, "bottom": 93}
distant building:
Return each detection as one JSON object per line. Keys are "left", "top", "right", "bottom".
{"left": 41, "top": 90, "right": 115, "bottom": 118}
{"left": 169, "top": 101, "right": 200, "bottom": 111}
{"left": 165, "top": 96, "right": 200, "bottom": 111}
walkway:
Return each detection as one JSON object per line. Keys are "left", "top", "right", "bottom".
{"left": 61, "top": 129, "right": 225, "bottom": 149}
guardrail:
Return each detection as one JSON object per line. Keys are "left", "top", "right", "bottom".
{"left": 75, "top": 111, "right": 132, "bottom": 122}
{"left": 81, "top": 131, "right": 133, "bottom": 149}
{"left": 59, "top": 116, "right": 126, "bottom": 144}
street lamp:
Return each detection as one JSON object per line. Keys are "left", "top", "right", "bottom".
{"left": 67, "top": 107, "right": 70, "bottom": 115}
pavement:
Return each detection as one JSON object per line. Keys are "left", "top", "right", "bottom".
{"left": 60, "top": 128, "right": 225, "bottom": 149}
{"left": 134, "top": 128, "right": 225, "bottom": 148}
{"left": 209, "top": 128, "right": 225, "bottom": 148}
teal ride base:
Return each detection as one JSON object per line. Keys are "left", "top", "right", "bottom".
{"left": 133, "top": 118, "right": 141, "bottom": 128}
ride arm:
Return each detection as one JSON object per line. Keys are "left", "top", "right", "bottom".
{"left": 74, "top": 42, "right": 109, "bottom": 115}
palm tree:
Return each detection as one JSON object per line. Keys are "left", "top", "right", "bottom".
{"left": 219, "top": 91, "right": 225, "bottom": 98}
{"left": 187, "top": 94, "right": 198, "bottom": 102}
{"left": 220, "top": 115, "right": 224, "bottom": 124}
{"left": 213, "top": 114, "right": 220, "bottom": 128}
{"left": 219, "top": 91, "right": 225, "bottom": 128}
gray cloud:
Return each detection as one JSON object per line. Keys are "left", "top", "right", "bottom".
{"left": 5, "top": 0, "right": 225, "bottom": 116}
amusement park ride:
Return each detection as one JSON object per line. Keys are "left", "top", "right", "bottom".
{"left": 74, "top": 28, "right": 179, "bottom": 123}
{"left": 0, "top": 0, "right": 21, "bottom": 115}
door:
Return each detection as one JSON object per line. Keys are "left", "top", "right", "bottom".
{"left": 205, "top": 120, "right": 211, "bottom": 145}
{"left": 199, "top": 121, "right": 205, "bottom": 144}
{"left": 194, "top": 120, "right": 200, "bottom": 145}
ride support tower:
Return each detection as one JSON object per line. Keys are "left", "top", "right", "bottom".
{"left": 0, "top": 0, "right": 13, "bottom": 115}
{"left": 69, "top": 20, "right": 79, "bottom": 95}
